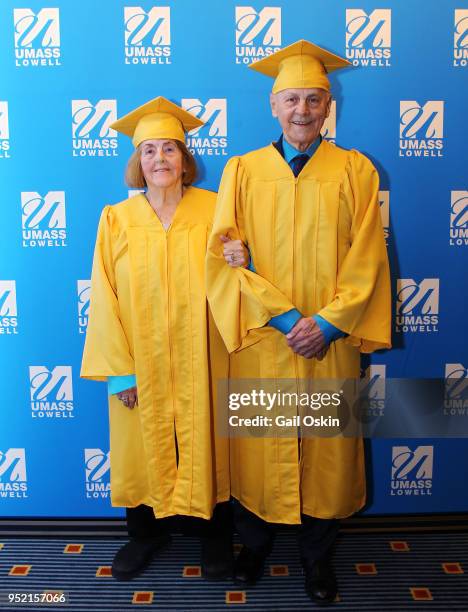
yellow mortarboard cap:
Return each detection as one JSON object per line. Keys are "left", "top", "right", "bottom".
{"left": 110, "top": 96, "right": 204, "bottom": 148}
{"left": 249, "top": 39, "right": 351, "bottom": 93}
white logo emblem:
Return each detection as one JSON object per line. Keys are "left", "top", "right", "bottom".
{"left": 29, "top": 366, "right": 74, "bottom": 419}
{"left": 182, "top": 98, "right": 228, "bottom": 157}
{"left": 235, "top": 6, "right": 281, "bottom": 65}
{"left": 379, "top": 190, "right": 390, "bottom": 243}
{"left": 72, "top": 100, "right": 118, "bottom": 158}
{"left": 0, "top": 448, "right": 27, "bottom": 482}
{"left": 0, "top": 101, "right": 9, "bottom": 138}
{"left": 400, "top": 101, "right": 443, "bottom": 139}
{"left": 391, "top": 445, "right": 433, "bottom": 497}
{"left": 444, "top": 363, "right": 468, "bottom": 416}
{"left": 124, "top": 6, "right": 171, "bottom": 65}
{"left": 321, "top": 101, "right": 336, "bottom": 142}
{"left": 85, "top": 449, "right": 111, "bottom": 499}
{"left": 454, "top": 9, "right": 468, "bottom": 67}
{"left": 0, "top": 280, "right": 18, "bottom": 336}
{"left": 0, "top": 449, "right": 28, "bottom": 498}
{"left": 450, "top": 191, "right": 468, "bottom": 247}
{"left": 395, "top": 278, "right": 439, "bottom": 334}
{"left": 396, "top": 279, "right": 439, "bottom": 315}
{"left": 77, "top": 280, "right": 91, "bottom": 334}
{"left": 13, "top": 8, "right": 61, "bottom": 67}
{"left": 392, "top": 446, "right": 434, "bottom": 479}
{"left": 21, "top": 191, "right": 67, "bottom": 248}
{"left": 0, "top": 281, "right": 17, "bottom": 317}
{"left": 360, "top": 364, "right": 386, "bottom": 417}
{"left": 399, "top": 101, "right": 444, "bottom": 158}
{"left": 362, "top": 364, "right": 386, "bottom": 400}
{"left": 0, "top": 101, "right": 10, "bottom": 159}
{"left": 345, "top": 9, "right": 391, "bottom": 67}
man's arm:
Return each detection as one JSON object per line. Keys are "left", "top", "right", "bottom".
{"left": 248, "top": 253, "right": 346, "bottom": 358}
{"left": 314, "top": 151, "right": 391, "bottom": 352}
{"left": 206, "top": 157, "right": 300, "bottom": 353}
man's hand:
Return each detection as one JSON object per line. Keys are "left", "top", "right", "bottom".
{"left": 315, "top": 346, "right": 330, "bottom": 361}
{"left": 220, "top": 234, "right": 249, "bottom": 268}
{"left": 117, "top": 386, "right": 138, "bottom": 409}
{"left": 286, "top": 317, "right": 328, "bottom": 359}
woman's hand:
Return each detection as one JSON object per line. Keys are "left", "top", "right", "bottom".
{"left": 117, "top": 386, "right": 138, "bottom": 409}
{"left": 220, "top": 234, "right": 249, "bottom": 268}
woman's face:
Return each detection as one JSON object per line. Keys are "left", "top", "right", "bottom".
{"left": 140, "top": 139, "right": 184, "bottom": 189}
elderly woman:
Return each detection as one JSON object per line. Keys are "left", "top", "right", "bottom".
{"left": 81, "top": 97, "right": 239, "bottom": 581}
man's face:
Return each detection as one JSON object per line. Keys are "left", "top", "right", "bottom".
{"left": 270, "top": 88, "right": 331, "bottom": 150}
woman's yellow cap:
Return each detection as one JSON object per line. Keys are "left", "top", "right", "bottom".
{"left": 249, "top": 39, "right": 351, "bottom": 93}
{"left": 110, "top": 96, "right": 204, "bottom": 147}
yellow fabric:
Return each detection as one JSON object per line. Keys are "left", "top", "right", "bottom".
{"left": 81, "top": 188, "right": 229, "bottom": 519}
{"left": 206, "top": 140, "right": 391, "bottom": 524}
{"left": 273, "top": 55, "right": 330, "bottom": 93}
{"left": 249, "top": 39, "right": 351, "bottom": 93}
{"left": 133, "top": 113, "right": 185, "bottom": 147}
{"left": 109, "top": 96, "right": 204, "bottom": 147}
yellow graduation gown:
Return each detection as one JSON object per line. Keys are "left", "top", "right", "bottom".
{"left": 81, "top": 187, "right": 229, "bottom": 519}
{"left": 206, "top": 140, "right": 391, "bottom": 524}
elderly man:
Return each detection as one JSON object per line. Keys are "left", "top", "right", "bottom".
{"left": 206, "top": 40, "right": 391, "bottom": 604}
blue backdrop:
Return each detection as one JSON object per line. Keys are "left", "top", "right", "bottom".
{"left": 0, "top": 0, "right": 467, "bottom": 517}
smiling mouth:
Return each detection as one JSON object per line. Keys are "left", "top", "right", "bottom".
{"left": 291, "top": 120, "right": 313, "bottom": 126}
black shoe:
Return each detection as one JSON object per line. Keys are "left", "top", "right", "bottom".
{"left": 233, "top": 546, "right": 266, "bottom": 586}
{"left": 304, "top": 559, "right": 338, "bottom": 605}
{"left": 201, "top": 534, "right": 233, "bottom": 580}
{"left": 111, "top": 535, "right": 171, "bottom": 581}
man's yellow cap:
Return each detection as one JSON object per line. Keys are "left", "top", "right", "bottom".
{"left": 249, "top": 39, "right": 351, "bottom": 93}
{"left": 110, "top": 96, "right": 204, "bottom": 148}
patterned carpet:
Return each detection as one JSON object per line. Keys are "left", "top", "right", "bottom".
{"left": 0, "top": 531, "right": 467, "bottom": 610}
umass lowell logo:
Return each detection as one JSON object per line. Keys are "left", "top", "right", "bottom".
{"left": 379, "top": 191, "right": 390, "bottom": 243}
{"left": 395, "top": 278, "right": 439, "bottom": 334}
{"left": 454, "top": 10, "right": 468, "bottom": 67}
{"left": 345, "top": 9, "right": 391, "bottom": 67}
{"left": 21, "top": 191, "right": 67, "bottom": 248}
{"left": 72, "top": 100, "right": 118, "bottom": 157}
{"left": 29, "top": 366, "right": 74, "bottom": 419}
{"left": 321, "top": 101, "right": 336, "bottom": 143}
{"left": 0, "top": 101, "right": 10, "bottom": 158}
{"left": 399, "top": 101, "right": 444, "bottom": 158}
{"left": 391, "top": 446, "right": 433, "bottom": 497}
{"left": 13, "top": 8, "right": 61, "bottom": 67}
{"left": 0, "top": 281, "right": 18, "bottom": 335}
{"left": 360, "top": 364, "right": 386, "bottom": 417}
{"left": 450, "top": 191, "right": 468, "bottom": 247}
{"left": 124, "top": 6, "right": 171, "bottom": 65}
{"left": 77, "top": 280, "right": 91, "bottom": 334}
{"left": 235, "top": 6, "right": 281, "bottom": 65}
{"left": 85, "top": 449, "right": 111, "bottom": 499}
{"left": 182, "top": 98, "right": 228, "bottom": 157}
{"left": 444, "top": 364, "right": 468, "bottom": 416}
{"left": 0, "top": 449, "right": 28, "bottom": 498}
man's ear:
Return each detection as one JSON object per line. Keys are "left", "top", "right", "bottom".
{"left": 270, "top": 92, "right": 278, "bottom": 118}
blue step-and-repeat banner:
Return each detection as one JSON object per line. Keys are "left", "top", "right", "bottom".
{"left": 0, "top": 0, "right": 467, "bottom": 517}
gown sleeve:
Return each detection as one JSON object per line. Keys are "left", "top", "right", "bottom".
{"left": 107, "top": 374, "right": 137, "bottom": 395}
{"left": 81, "top": 206, "right": 135, "bottom": 381}
{"left": 316, "top": 150, "right": 391, "bottom": 353}
{"left": 206, "top": 156, "right": 299, "bottom": 353}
